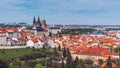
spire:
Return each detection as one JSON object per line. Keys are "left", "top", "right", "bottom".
{"left": 32, "top": 16, "right": 37, "bottom": 30}
{"left": 41, "top": 17, "right": 47, "bottom": 27}
{"left": 33, "top": 16, "right": 36, "bottom": 25}
{"left": 37, "top": 16, "right": 41, "bottom": 26}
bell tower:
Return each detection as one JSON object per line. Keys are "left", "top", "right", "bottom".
{"left": 37, "top": 16, "right": 41, "bottom": 27}
{"left": 41, "top": 17, "right": 47, "bottom": 29}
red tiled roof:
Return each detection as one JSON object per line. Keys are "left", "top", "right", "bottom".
{"left": 102, "top": 38, "right": 115, "bottom": 43}
{"left": 10, "top": 28, "right": 19, "bottom": 32}
{"left": 72, "top": 46, "right": 118, "bottom": 56}
{"left": 31, "top": 38, "right": 38, "bottom": 42}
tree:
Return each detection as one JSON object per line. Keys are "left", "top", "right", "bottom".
{"left": 35, "top": 63, "right": 46, "bottom": 68}
{"left": 32, "top": 47, "right": 35, "bottom": 51}
{"left": 54, "top": 47, "right": 58, "bottom": 56}
{"left": 0, "top": 60, "right": 8, "bottom": 68}
{"left": 47, "top": 57, "right": 52, "bottom": 68}
{"left": 114, "top": 48, "right": 119, "bottom": 53}
{"left": 84, "top": 59, "right": 93, "bottom": 65}
{"left": 73, "top": 56, "right": 79, "bottom": 68}
{"left": 76, "top": 59, "right": 86, "bottom": 68}
{"left": 66, "top": 48, "right": 72, "bottom": 68}
{"left": 66, "top": 48, "right": 72, "bottom": 59}
{"left": 98, "top": 59, "right": 103, "bottom": 65}
{"left": 61, "top": 57, "right": 64, "bottom": 68}
{"left": 118, "top": 48, "right": 120, "bottom": 59}
{"left": 40, "top": 59, "right": 46, "bottom": 66}
{"left": 63, "top": 46, "right": 67, "bottom": 58}
{"left": 106, "top": 56, "right": 112, "bottom": 68}
{"left": 49, "top": 32, "right": 52, "bottom": 37}
{"left": 26, "top": 61, "right": 36, "bottom": 68}
{"left": 58, "top": 45, "right": 62, "bottom": 51}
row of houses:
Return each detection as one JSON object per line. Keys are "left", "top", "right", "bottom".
{"left": 44, "top": 34, "right": 120, "bottom": 61}
{"left": 0, "top": 27, "right": 44, "bottom": 46}
{"left": 0, "top": 27, "right": 52, "bottom": 48}
{"left": 0, "top": 27, "right": 120, "bottom": 62}
{"left": 0, "top": 28, "right": 25, "bottom": 46}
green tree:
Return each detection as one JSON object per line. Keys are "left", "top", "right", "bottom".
{"left": 0, "top": 60, "right": 8, "bottom": 68}
{"left": 58, "top": 45, "right": 62, "bottom": 51}
{"left": 84, "top": 59, "right": 93, "bottom": 65}
{"left": 98, "top": 59, "right": 104, "bottom": 65}
{"left": 76, "top": 59, "right": 86, "bottom": 68}
{"left": 35, "top": 63, "right": 46, "bottom": 68}
{"left": 26, "top": 61, "right": 36, "bottom": 68}
{"left": 61, "top": 57, "right": 64, "bottom": 68}
{"left": 52, "top": 46, "right": 61, "bottom": 61}
{"left": 47, "top": 57, "right": 52, "bottom": 68}
{"left": 66, "top": 48, "right": 72, "bottom": 68}
{"left": 49, "top": 32, "right": 52, "bottom": 37}
{"left": 73, "top": 56, "right": 79, "bottom": 68}
{"left": 63, "top": 46, "right": 67, "bottom": 58}
{"left": 40, "top": 59, "right": 46, "bottom": 66}
{"left": 106, "top": 56, "right": 112, "bottom": 68}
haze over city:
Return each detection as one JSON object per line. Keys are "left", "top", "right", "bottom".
{"left": 0, "top": 0, "right": 120, "bottom": 25}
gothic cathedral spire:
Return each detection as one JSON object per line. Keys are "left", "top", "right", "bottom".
{"left": 41, "top": 17, "right": 47, "bottom": 28}
{"left": 37, "top": 16, "right": 41, "bottom": 26}
{"left": 33, "top": 16, "right": 36, "bottom": 26}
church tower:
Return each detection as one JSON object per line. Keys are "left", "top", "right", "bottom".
{"left": 32, "top": 16, "right": 48, "bottom": 36}
{"left": 37, "top": 16, "right": 41, "bottom": 27}
{"left": 41, "top": 18, "right": 47, "bottom": 29}
{"left": 33, "top": 16, "right": 36, "bottom": 27}
{"left": 33, "top": 16, "right": 37, "bottom": 29}
{"left": 33, "top": 16, "right": 42, "bottom": 28}
{"left": 32, "top": 16, "right": 47, "bottom": 31}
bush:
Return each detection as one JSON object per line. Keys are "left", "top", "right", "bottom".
{"left": 26, "top": 60, "right": 37, "bottom": 68}
{"left": 40, "top": 58, "right": 47, "bottom": 66}
{"left": 0, "top": 60, "right": 8, "bottom": 68}
{"left": 84, "top": 59, "right": 93, "bottom": 65}
{"left": 20, "top": 52, "right": 46, "bottom": 61}
{"left": 20, "top": 54, "right": 35, "bottom": 60}
{"left": 11, "top": 58, "right": 21, "bottom": 66}
{"left": 35, "top": 63, "right": 46, "bottom": 68}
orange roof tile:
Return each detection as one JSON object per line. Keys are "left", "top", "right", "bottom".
{"left": 31, "top": 38, "right": 38, "bottom": 42}
{"left": 102, "top": 38, "right": 115, "bottom": 43}
{"left": 10, "top": 28, "right": 19, "bottom": 32}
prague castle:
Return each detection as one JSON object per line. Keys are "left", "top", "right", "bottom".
{"left": 32, "top": 16, "right": 47, "bottom": 31}
{"left": 32, "top": 16, "right": 48, "bottom": 36}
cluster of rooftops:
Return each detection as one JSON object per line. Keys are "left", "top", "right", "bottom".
{"left": 0, "top": 27, "right": 119, "bottom": 61}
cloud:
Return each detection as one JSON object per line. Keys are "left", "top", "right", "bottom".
{"left": 0, "top": 0, "right": 26, "bottom": 10}
{"left": 0, "top": 0, "right": 120, "bottom": 25}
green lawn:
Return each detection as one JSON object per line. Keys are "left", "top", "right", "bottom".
{"left": 0, "top": 48, "right": 32, "bottom": 60}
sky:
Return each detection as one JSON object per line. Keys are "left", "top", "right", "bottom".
{"left": 0, "top": 0, "right": 120, "bottom": 25}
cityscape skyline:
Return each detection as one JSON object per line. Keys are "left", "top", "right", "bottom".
{"left": 0, "top": 0, "right": 120, "bottom": 25}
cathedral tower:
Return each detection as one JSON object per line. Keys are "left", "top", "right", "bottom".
{"left": 33, "top": 16, "right": 42, "bottom": 28}
{"left": 37, "top": 16, "right": 41, "bottom": 26}
{"left": 33, "top": 16, "right": 36, "bottom": 27}
{"left": 41, "top": 18, "right": 47, "bottom": 29}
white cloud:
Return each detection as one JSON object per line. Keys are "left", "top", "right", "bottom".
{"left": 0, "top": 0, "right": 120, "bottom": 25}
